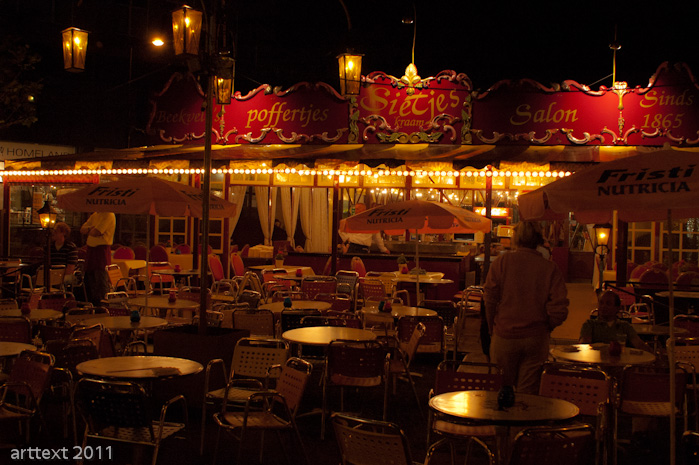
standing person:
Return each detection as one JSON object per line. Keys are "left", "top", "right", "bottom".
{"left": 50, "top": 222, "right": 79, "bottom": 286}
{"left": 80, "top": 212, "right": 116, "bottom": 306}
{"left": 579, "top": 290, "right": 651, "bottom": 351}
{"left": 339, "top": 204, "right": 390, "bottom": 254}
{"left": 484, "top": 221, "right": 569, "bottom": 394}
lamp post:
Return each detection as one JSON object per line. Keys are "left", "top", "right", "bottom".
{"left": 172, "top": 2, "right": 234, "bottom": 334}
{"left": 594, "top": 223, "right": 612, "bottom": 293}
{"left": 37, "top": 200, "right": 57, "bottom": 292}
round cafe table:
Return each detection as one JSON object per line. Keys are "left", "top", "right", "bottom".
{"left": 73, "top": 315, "right": 168, "bottom": 332}
{"left": 429, "top": 390, "right": 579, "bottom": 464}
{"left": 128, "top": 295, "right": 199, "bottom": 317}
{"left": 282, "top": 326, "right": 376, "bottom": 346}
{"left": 0, "top": 308, "right": 63, "bottom": 322}
{"left": 76, "top": 355, "right": 203, "bottom": 380}
{"left": 550, "top": 343, "right": 656, "bottom": 366}
{"left": 259, "top": 300, "right": 331, "bottom": 316}
{"left": 360, "top": 304, "right": 437, "bottom": 319}
{"left": 0, "top": 341, "right": 36, "bottom": 358}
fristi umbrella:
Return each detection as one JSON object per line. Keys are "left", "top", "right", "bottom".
{"left": 519, "top": 148, "right": 699, "bottom": 465}
{"left": 57, "top": 177, "right": 237, "bottom": 332}
{"left": 341, "top": 199, "right": 492, "bottom": 302}
{"left": 56, "top": 177, "right": 237, "bottom": 218}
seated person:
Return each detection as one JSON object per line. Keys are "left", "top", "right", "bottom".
{"left": 579, "top": 290, "right": 652, "bottom": 351}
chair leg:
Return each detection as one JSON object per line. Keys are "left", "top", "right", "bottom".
{"left": 200, "top": 401, "right": 208, "bottom": 455}
{"left": 212, "top": 424, "right": 222, "bottom": 464}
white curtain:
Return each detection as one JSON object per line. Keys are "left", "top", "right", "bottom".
{"left": 299, "top": 187, "right": 331, "bottom": 253}
{"left": 228, "top": 186, "right": 247, "bottom": 243}
{"left": 280, "top": 187, "right": 300, "bottom": 247}
{"left": 254, "top": 186, "right": 277, "bottom": 245}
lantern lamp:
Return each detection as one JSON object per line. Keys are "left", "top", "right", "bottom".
{"left": 37, "top": 200, "right": 57, "bottom": 229}
{"left": 337, "top": 52, "right": 363, "bottom": 96}
{"left": 593, "top": 223, "right": 612, "bottom": 292}
{"left": 62, "top": 27, "right": 88, "bottom": 72}
{"left": 594, "top": 223, "right": 612, "bottom": 248}
{"left": 172, "top": 5, "right": 202, "bottom": 56}
{"left": 214, "top": 55, "right": 235, "bottom": 105}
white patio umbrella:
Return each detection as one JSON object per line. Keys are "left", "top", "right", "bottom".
{"left": 57, "top": 177, "right": 237, "bottom": 332}
{"left": 341, "top": 199, "right": 492, "bottom": 301}
{"left": 519, "top": 148, "right": 699, "bottom": 465}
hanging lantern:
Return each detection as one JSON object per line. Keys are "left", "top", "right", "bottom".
{"left": 61, "top": 27, "right": 88, "bottom": 72}
{"left": 172, "top": 5, "right": 203, "bottom": 56}
{"left": 337, "top": 52, "right": 363, "bottom": 96}
{"left": 37, "top": 200, "right": 57, "bottom": 229}
{"left": 214, "top": 55, "right": 235, "bottom": 105}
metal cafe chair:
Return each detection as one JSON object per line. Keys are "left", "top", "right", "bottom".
{"left": 200, "top": 337, "right": 289, "bottom": 455}
{"left": 332, "top": 413, "right": 421, "bottom": 465}
{"left": 212, "top": 357, "right": 313, "bottom": 465}
{"left": 538, "top": 362, "right": 613, "bottom": 465}
{"left": 507, "top": 424, "right": 595, "bottom": 465}
{"left": 74, "top": 377, "right": 187, "bottom": 465}
{"left": 425, "top": 360, "right": 502, "bottom": 465}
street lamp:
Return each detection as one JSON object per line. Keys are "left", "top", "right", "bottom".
{"left": 37, "top": 200, "right": 57, "bottom": 292}
{"left": 337, "top": 52, "right": 363, "bottom": 97}
{"left": 61, "top": 27, "right": 88, "bottom": 72}
{"left": 171, "top": 5, "right": 203, "bottom": 56}
{"left": 171, "top": 2, "right": 233, "bottom": 334}
{"left": 594, "top": 223, "right": 612, "bottom": 292}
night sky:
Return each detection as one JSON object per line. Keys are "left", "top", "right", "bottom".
{"left": 2, "top": 0, "right": 698, "bottom": 149}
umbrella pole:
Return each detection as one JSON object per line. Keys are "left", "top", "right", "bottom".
{"left": 667, "top": 209, "right": 676, "bottom": 465}
{"left": 415, "top": 229, "right": 420, "bottom": 306}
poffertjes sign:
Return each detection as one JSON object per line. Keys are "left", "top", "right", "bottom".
{"left": 146, "top": 62, "right": 699, "bottom": 148}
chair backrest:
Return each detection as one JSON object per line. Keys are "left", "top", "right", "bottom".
{"left": 193, "top": 310, "right": 224, "bottom": 328}
{"left": 239, "top": 244, "right": 250, "bottom": 258}
{"left": 174, "top": 243, "right": 191, "bottom": 254}
{"left": 8, "top": 350, "right": 55, "bottom": 403}
{"left": 300, "top": 315, "right": 347, "bottom": 327}
{"left": 300, "top": 276, "right": 337, "bottom": 300}
{"left": 335, "top": 270, "right": 359, "bottom": 296}
{"left": 75, "top": 378, "right": 152, "bottom": 431}
{"left": 230, "top": 252, "right": 245, "bottom": 277}
{"left": 133, "top": 245, "right": 148, "bottom": 260}
{"left": 619, "top": 364, "right": 688, "bottom": 412}
{"left": 35, "top": 266, "right": 66, "bottom": 290}
{"left": 638, "top": 267, "right": 669, "bottom": 286}
{"left": 677, "top": 271, "right": 699, "bottom": 290}
{"left": 421, "top": 300, "right": 458, "bottom": 326}
{"left": 280, "top": 308, "right": 322, "bottom": 332}
{"left": 508, "top": 425, "right": 595, "bottom": 465}
{"left": 0, "top": 298, "right": 18, "bottom": 311}
{"left": 325, "top": 310, "right": 362, "bottom": 328}
{"left": 232, "top": 308, "right": 275, "bottom": 337}
{"left": 113, "top": 246, "right": 135, "bottom": 259}
{"left": 273, "top": 357, "right": 313, "bottom": 415}
{"left": 359, "top": 278, "right": 387, "bottom": 303}
{"left": 350, "top": 256, "right": 366, "bottom": 278}
{"left": 208, "top": 254, "right": 225, "bottom": 282}
{"left": 400, "top": 322, "right": 425, "bottom": 366}
{"left": 434, "top": 359, "right": 503, "bottom": 395}
{"left": 45, "top": 338, "right": 99, "bottom": 377}
{"left": 0, "top": 315, "right": 32, "bottom": 343}
{"left": 149, "top": 245, "right": 169, "bottom": 263}
{"left": 38, "top": 321, "right": 75, "bottom": 343}
{"left": 332, "top": 413, "right": 415, "bottom": 465}
{"left": 230, "top": 338, "right": 289, "bottom": 379}
{"left": 396, "top": 315, "right": 445, "bottom": 354}
{"left": 71, "top": 324, "right": 103, "bottom": 350}
{"left": 674, "top": 314, "right": 699, "bottom": 338}
{"left": 670, "top": 338, "right": 699, "bottom": 376}
{"left": 538, "top": 363, "right": 611, "bottom": 417}
{"left": 314, "top": 293, "right": 352, "bottom": 312}
{"left": 326, "top": 340, "right": 387, "bottom": 386}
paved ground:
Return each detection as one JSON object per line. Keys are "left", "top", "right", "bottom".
{"left": 0, "top": 283, "right": 693, "bottom": 464}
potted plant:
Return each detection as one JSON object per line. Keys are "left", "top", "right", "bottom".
{"left": 275, "top": 251, "right": 284, "bottom": 268}
{"left": 397, "top": 253, "right": 409, "bottom": 274}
